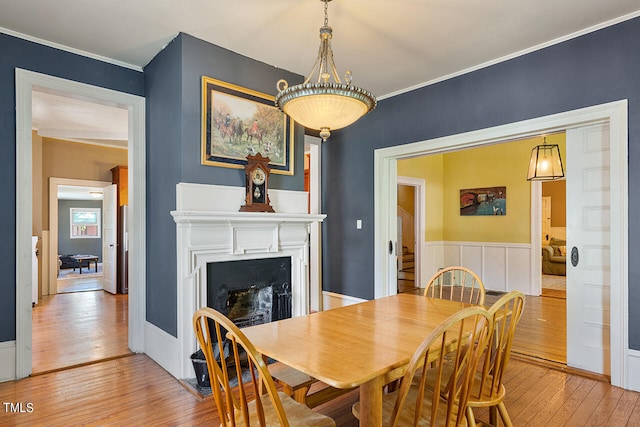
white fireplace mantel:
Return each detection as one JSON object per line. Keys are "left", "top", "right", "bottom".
{"left": 172, "top": 210, "right": 326, "bottom": 225}
{"left": 170, "top": 183, "right": 325, "bottom": 379}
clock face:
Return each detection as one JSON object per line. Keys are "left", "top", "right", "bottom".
{"left": 251, "top": 168, "right": 266, "bottom": 185}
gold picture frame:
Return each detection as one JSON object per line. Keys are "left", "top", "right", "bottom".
{"left": 201, "top": 76, "right": 294, "bottom": 175}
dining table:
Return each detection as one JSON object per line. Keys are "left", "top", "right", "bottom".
{"left": 241, "top": 293, "right": 473, "bottom": 426}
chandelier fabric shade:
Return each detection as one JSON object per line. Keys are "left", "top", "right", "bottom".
{"left": 526, "top": 139, "right": 565, "bottom": 181}
{"left": 275, "top": 0, "right": 376, "bottom": 141}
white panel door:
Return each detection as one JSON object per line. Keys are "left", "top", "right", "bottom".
{"left": 102, "top": 185, "right": 117, "bottom": 294}
{"left": 566, "top": 123, "right": 610, "bottom": 375}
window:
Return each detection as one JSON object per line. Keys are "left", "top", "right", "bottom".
{"left": 70, "top": 208, "right": 101, "bottom": 239}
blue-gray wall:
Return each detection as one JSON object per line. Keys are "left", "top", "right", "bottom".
{"left": 58, "top": 200, "right": 102, "bottom": 261}
{"left": 323, "top": 17, "right": 640, "bottom": 349}
{"left": 3, "top": 18, "right": 638, "bottom": 353}
{"left": 0, "top": 33, "right": 143, "bottom": 343}
{"left": 144, "top": 33, "right": 304, "bottom": 336}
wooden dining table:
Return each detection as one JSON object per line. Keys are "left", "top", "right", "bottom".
{"left": 241, "top": 293, "right": 472, "bottom": 426}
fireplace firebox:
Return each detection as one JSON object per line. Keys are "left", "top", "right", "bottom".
{"left": 207, "top": 257, "right": 292, "bottom": 325}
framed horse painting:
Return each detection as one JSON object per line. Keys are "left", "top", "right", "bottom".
{"left": 201, "top": 76, "right": 294, "bottom": 175}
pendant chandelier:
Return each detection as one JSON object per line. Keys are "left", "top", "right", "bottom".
{"left": 275, "top": 0, "right": 377, "bottom": 141}
{"left": 526, "top": 137, "right": 565, "bottom": 181}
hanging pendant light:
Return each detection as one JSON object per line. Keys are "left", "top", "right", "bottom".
{"left": 275, "top": 0, "right": 376, "bottom": 141}
{"left": 526, "top": 137, "right": 565, "bottom": 181}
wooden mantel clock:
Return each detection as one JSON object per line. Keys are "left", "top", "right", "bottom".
{"left": 240, "top": 153, "right": 275, "bottom": 212}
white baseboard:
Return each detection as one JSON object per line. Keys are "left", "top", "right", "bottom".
{"left": 144, "top": 322, "right": 181, "bottom": 379}
{"left": 627, "top": 349, "right": 640, "bottom": 391}
{"left": 322, "top": 291, "right": 366, "bottom": 310}
{"left": 0, "top": 341, "right": 16, "bottom": 382}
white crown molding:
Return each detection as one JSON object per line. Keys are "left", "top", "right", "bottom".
{"left": 0, "top": 26, "right": 143, "bottom": 72}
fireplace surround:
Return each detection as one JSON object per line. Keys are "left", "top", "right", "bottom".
{"left": 171, "top": 183, "right": 325, "bottom": 379}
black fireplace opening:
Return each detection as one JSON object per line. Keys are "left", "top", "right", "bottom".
{"left": 192, "top": 257, "right": 292, "bottom": 390}
{"left": 207, "top": 256, "right": 292, "bottom": 325}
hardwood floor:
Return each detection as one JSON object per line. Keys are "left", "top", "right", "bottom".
{"left": 400, "top": 287, "right": 568, "bottom": 364}
{"left": 485, "top": 292, "right": 567, "bottom": 364}
{"left": 32, "top": 290, "right": 131, "bottom": 374}
{"left": 18, "top": 284, "right": 631, "bottom": 425}
{"left": 1, "top": 354, "right": 638, "bottom": 426}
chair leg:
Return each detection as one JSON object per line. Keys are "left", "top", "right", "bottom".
{"left": 489, "top": 406, "right": 499, "bottom": 426}
{"left": 466, "top": 406, "right": 478, "bottom": 427}
{"left": 497, "top": 402, "right": 514, "bottom": 427}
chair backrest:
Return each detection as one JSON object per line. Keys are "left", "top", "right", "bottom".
{"left": 424, "top": 266, "right": 486, "bottom": 305}
{"left": 472, "top": 290, "right": 525, "bottom": 401}
{"left": 389, "top": 306, "right": 493, "bottom": 427}
{"left": 193, "top": 307, "right": 290, "bottom": 427}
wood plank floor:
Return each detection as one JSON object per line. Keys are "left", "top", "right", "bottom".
{"left": 1, "top": 354, "right": 639, "bottom": 426}
{"left": 401, "top": 288, "right": 568, "bottom": 364}
{"left": 20, "top": 284, "right": 633, "bottom": 425}
{"left": 485, "top": 292, "right": 567, "bottom": 364}
{"left": 32, "top": 290, "right": 131, "bottom": 374}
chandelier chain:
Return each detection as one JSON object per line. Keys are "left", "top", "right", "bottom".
{"left": 324, "top": 0, "right": 329, "bottom": 27}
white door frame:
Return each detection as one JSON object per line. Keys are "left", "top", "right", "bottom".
{"left": 15, "top": 69, "right": 146, "bottom": 379}
{"left": 48, "top": 178, "right": 112, "bottom": 294}
{"left": 397, "top": 176, "right": 425, "bottom": 289}
{"left": 530, "top": 182, "right": 543, "bottom": 296}
{"left": 305, "top": 135, "right": 323, "bottom": 312}
{"left": 374, "top": 100, "right": 628, "bottom": 388}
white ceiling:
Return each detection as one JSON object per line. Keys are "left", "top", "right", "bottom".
{"left": 58, "top": 185, "right": 104, "bottom": 201}
{"left": 32, "top": 90, "right": 128, "bottom": 149}
{"left": 3, "top": 0, "right": 640, "bottom": 142}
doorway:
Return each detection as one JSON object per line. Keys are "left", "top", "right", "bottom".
{"left": 15, "top": 69, "right": 146, "bottom": 379}
{"left": 48, "top": 179, "right": 113, "bottom": 295}
{"left": 55, "top": 182, "right": 111, "bottom": 294}
{"left": 541, "top": 180, "right": 567, "bottom": 299}
{"left": 374, "top": 101, "right": 628, "bottom": 388}
{"left": 396, "top": 176, "right": 424, "bottom": 294}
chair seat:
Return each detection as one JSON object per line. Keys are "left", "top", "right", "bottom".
{"left": 238, "top": 391, "right": 335, "bottom": 426}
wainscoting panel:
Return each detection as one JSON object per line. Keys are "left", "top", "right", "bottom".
{"left": 422, "top": 241, "right": 534, "bottom": 295}
{"left": 483, "top": 246, "right": 507, "bottom": 291}
{"left": 507, "top": 246, "right": 533, "bottom": 294}
{"left": 443, "top": 244, "right": 461, "bottom": 267}
{"left": 421, "top": 242, "right": 444, "bottom": 287}
{"left": 460, "top": 245, "right": 483, "bottom": 277}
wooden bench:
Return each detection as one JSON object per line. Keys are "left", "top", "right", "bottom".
{"left": 268, "top": 361, "right": 354, "bottom": 408}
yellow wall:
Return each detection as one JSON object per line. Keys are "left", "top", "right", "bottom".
{"left": 398, "top": 133, "right": 566, "bottom": 244}
{"left": 40, "top": 137, "right": 128, "bottom": 230}
{"left": 397, "top": 154, "right": 444, "bottom": 241}
{"left": 397, "top": 184, "right": 415, "bottom": 215}
{"left": 542, "top": 180, "right": 566, "bottom": 227}
{"left": 31, "top": 133, "right": 128, "bottom": 296}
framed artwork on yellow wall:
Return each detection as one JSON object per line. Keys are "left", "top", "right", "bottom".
{"left": 460, "top": 186, "right": 506, "bottom": 216}
{"left": 201, "top": 76, "right": 294, "bottom": 175}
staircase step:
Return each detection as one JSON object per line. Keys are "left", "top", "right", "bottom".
{"left": 398, "top": 271, "right": 415, "bottom": 280}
